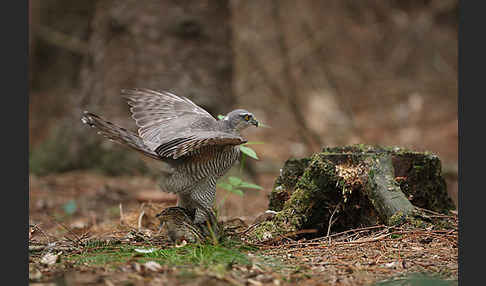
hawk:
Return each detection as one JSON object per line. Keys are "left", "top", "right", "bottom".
{"left": 81, "top": 88, "right": 259, "bottom": 225}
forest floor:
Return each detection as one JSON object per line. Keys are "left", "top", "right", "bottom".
{"left": 29, "top": 171, "right": 458, "bottom": 286}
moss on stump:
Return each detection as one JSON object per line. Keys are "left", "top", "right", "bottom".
{"left": 262, "top": 144, "right": 454, "bottom": 239}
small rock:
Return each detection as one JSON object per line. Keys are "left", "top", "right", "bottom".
{"left": 132, "top": 262, "right": 142, "bottom": 272}
{"left": 29, "top": 265, "right": 42, "bottom": 280}
{"left": 384, "top": 261, "right": 399, "bottom": 269}
{"left": 40, "top": 252, "right": 60, "bottom": 265}
{"left": 70, "top": 219, "right": 88, "bottom": 229}
{"left": 144, "top": 261, "right": 162, "bottom": 272}
{"left": 255, "top": 274, "right": 273, "bottom": 283}
{"left": 262, "top": 232, "right": 273, "bottom": 240}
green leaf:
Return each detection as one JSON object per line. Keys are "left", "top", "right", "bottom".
{"left": 244, "top": 141, "right": 265, "bottom": 145}
{"left": 228, "top": 188, "right": 244, "bottom": 196}
{"left": 239, "top": 145, "right": 258, "bottom": 160}
{"left": 228, "top": 176, "right": 242, "bottom": 186}
{"left": 217, "top": 182, "right": 233, "bottom": 191}
{"left": 217, "top": 114, "right": 225, "bottom": 120}
{"left": 239, "top": 181, "right": 263, "bottom": 190}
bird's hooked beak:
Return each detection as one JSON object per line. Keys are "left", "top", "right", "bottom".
{"left": 250, "top": 118, "right": 259, "bottom": 127}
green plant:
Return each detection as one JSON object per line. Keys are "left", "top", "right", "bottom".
{"left": 68, "top": 242, "right": 252, "bottom": 269}
{"left": 218, "top": 175, "right": 263, "bottom": 197}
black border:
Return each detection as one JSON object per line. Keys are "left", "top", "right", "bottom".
{"left": 458, "top": 1, "right": 478, "bottom": 285}
{"left": 3, "top": 0, "right": 29, "bottom": 284}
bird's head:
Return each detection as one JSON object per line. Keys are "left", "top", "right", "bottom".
{"left": 222, "top": 109, "right": 259, "bottom": 131}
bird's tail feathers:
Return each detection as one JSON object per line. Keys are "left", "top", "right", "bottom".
{"left": 81, "top": 111, "right": 159, "bottom": 160}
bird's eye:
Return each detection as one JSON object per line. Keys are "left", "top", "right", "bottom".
{"left": 244, "top": 115, "right": 250, "bottom": 121}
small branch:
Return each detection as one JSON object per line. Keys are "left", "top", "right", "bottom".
{"left": 327, "top": 203, "right": 341, "bottom": 243}
{"left": 138, "top": 203, "right": 146, "bottom": 231}
{"left": 262, "top": 229, "right": 318, "bottom": 245}
{"left": 30, "top": 224, "right": 52, "bottom": 244}
{"left": 49, "top": 216, "right": 82, "bottom": 245}
{"left": 119, "top": 203, "right": 125, "bottom": 225}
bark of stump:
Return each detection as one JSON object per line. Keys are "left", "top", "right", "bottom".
{"left": 260, "top": 144, "right": 454, "bottom": 237}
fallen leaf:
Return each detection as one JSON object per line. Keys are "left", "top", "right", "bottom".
{"left": 144, "top": 261, "right": 162, "bottom": 272}
{"left": 134, "top": 248, "right": 156, "bottom": 254}
{"left": 384, "top": 261, "right": 399, "bottom": 269}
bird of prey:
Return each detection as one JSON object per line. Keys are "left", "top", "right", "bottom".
{"left": 81, "top": 88, "right": 259, "bottom": 225}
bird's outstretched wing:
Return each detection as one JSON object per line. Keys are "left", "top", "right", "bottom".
{"left": 122, "top": 88, "right": 245, "bottom": 159}
{"left": 123, "top": 88, "right": 216, "bottom": 149}
{"left": 155, "top": 131, "right": 247, "bottom": 159}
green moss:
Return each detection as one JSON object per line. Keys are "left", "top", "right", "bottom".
{"left": 409, "top": 216, "right": 429, "bottom": 229}
{"left": 395, "top": 153, "right": 454, "bottom": 212}
{"left": 322, "top": 144, "right": 413, "bottom": 155}
{"left": 269, "top": 158, "right": 311, "bottom": 211}
{"left": 268, "top": 153, "right": 355, "bottom": 234}
{"left": 388, "top": 211, "right": 407, "bottom": 226}
{"left": 250, "top": 220, "right": 288, "bottom": 241}
{"left": 263, "top": 144, "right": 454, "bottom": 239}
{"left": 386, "top": 208, "right": 456, "bottom": 230}
{"left": 434, "top": 219, "right": 456, "bottom": 230}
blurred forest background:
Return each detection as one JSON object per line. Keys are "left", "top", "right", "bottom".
{"left": 29, "top": 0, "right": 458, "bottom": 225}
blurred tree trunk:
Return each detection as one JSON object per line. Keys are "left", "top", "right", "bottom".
{"left": 32, "top": 0, "right": 235, "bottom": 175}
{"left": 77, "top": 0, "right": 234, "bottom": 119}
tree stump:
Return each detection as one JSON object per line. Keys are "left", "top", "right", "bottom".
{"left": 256, "top": 145, "right": 455, "bottom": 238}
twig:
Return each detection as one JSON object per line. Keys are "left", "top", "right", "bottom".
{"left": 137, "top": 210, "right": 145, "bottom": 231}
{"left": 48, "top": 216, "right": 83, "bottom": 245}
{"left": 414, "top": 206, "right": 458, "bottom": 219}
{"left": 30, "top": 224, "right": 52, "bottom": 244}
{"left": 341, "top": 233, "right": 392, "bottom": 245}
{"left": 327, "top": 203, "right": 341, "bottom": 243}
{"left": 119, "top": 203, "right": 124, "bottom": 225}
{"left": 239, "top": 221, "right": 263, "bottom": 236}
{"left": 28, "top": 245, "right": 46, "bottom": 252}
{"left": 308, "top": 225, "right": 388, "bottom": 242}
{"left": 262, "top": 229, "right": 318, "bottom": 245}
